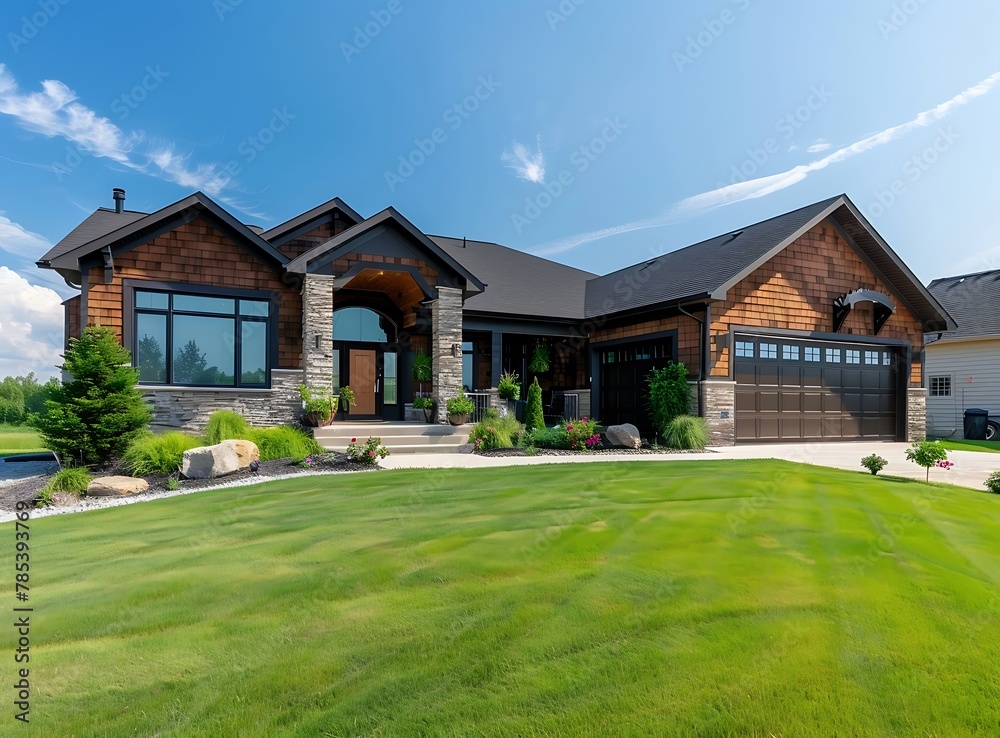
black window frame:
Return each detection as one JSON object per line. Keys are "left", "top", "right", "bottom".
{"left": 123, "top": 280, "right": 278, "bottom": 389}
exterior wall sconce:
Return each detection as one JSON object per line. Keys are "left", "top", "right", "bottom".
{"left": 452, "top": 343, "right": 462, "bottom": 358}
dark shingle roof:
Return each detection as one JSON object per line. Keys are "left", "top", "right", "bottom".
{"left": 432, "top": 235, "right": 596, "bottom": 320}
{"left": 40, "top": 208, "right": 148, "bottom": 262}
{"left": 584, "top": 196, "right": 842, "bottom": 317}
{"left": 928, "top": 270, "right": 1000, "bottom": 340}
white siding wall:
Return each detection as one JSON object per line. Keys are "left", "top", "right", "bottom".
{"left": 924, "top": 339, "right": 1000, "bottom": 438}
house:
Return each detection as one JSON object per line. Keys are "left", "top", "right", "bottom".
{"left": 37, "top": 189, "right": 954, "bottom": 445}
{"left": 925, "top": 270, "right": 1000, "bottom": 440}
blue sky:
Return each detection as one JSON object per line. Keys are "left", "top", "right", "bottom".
{"left": 1, "top": 1, "right": 999, "bottom": 377}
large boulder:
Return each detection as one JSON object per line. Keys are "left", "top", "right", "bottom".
{"left": 181, "top": 443, "right": 242, "bottom": 480}
{"left": 220, "top": 439, "right": 259, "bottom": 468}
{"left": 88, "top": 476, "right": 149, "bottom": 497}
{"left": 605, "top": 423, "right": 642, "bottom": 450}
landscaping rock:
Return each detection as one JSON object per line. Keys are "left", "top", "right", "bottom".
{"left": 181, "top": 443, "right": 241, "bottom": 480}
{"left": 87, "top": 476, "right": 149, "bottom": 497}
{"left": 220, "top": 439, "right": 260, "bottom": 469}
{"left": 606, "top": 423, "right": 642, "bottom": 449}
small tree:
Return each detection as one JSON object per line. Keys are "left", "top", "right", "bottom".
{"left": 861, "top": 454, "right": 888, "bottom": 476}
{"left": 33, "top": 326, "right": 152, "bottom": 466}
{"left": 904, "top": 440, "right": 948, "bottom": 483}
{"left": 525, "top": 376, "right": 545, "bottom": 433}
{"left": 647, "top": 363, "right": 692, "bottom": 436}
{"left": 0, "top": 377, "right": 25, "bottom": 425}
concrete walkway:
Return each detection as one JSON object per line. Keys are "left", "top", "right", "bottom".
{"left": 381, "top": 442, "right": 999, "bottom": 492}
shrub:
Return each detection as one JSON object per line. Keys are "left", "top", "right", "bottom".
{"left": 40, "top": 467, "right": 92, "bottom": 505}
{"left": 412, "top": 396, "right": 434, "bottom": 409}
{"left": 646, "top": 363, "right": 692, "bottom": 436}
{"left": 529, "top": 426, "right": 571, "bottom": 450}
{"left": 529, "top": 344, "right": 550, "bottom": 373}
{"left": 525, "top": 377, "right": 545, "bottom": 433}
{"left": 663, "top": 415, "right": 709, "bottom": 450}
{"left": 204, "top": 410, "right": 250, "bottom": 445}
{"left": 124, "top": 432, "right": 203, "bottom": 476}
{"left": 166, "top": 476, "right": 180, "bottom": 491}
{"left": 346, "top": 436, "right": 389, "bottom": 466}
{"left": 497, "top": 371, "right": 521, "bottom": 401}
{"left": 33, "top": 326, "right": 152, "bottom": 465}
{"left": 469, "top": 409, "right": 523, "bottom": 451}
{"left": 446, "top": 387, "right": 475, "bottom": 417}
{"left": 860, "top": 454, "right": 889, "bottom": 476}
{"left": 905, "top": 440, "right": 949, "bottom": 482}
{"left": 985, "top": 472, "right": 1000, "bottom": 495}
{"left": 249, "top": 426, "right": 323, "bottom": 462}
{"left": 563, "top": 417, "right": 600, "bottom": 451}
{"left": 298, "top": 385, "right": 333, "bottom": 417}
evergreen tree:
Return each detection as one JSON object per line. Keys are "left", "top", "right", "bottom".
{"left": 173, "top": 340, "right": 207, "bottom": 384}
{"left": 136, "top": 335, "right": 166, "bottom": 383}
{"left": 525, "top": 376, "right": 545, "bottom": 433}
{"left": 33, "top": 326, "right": 152, "bottom": 465}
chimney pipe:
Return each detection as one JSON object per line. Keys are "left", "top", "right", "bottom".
{"left": 112, "top": 188, "right": 126, "bottom": 214}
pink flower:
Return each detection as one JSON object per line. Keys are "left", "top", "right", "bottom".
{"left": 582, "top": 417, "right": 589, "bottom": 423}
{"left": 369, "top": 450, "right": 376, "bottom": 457}
{"left": 566, "top": 423, "right": 574, "bottom": 431}
{"left": 937, "top": 460, "right": 954, "bottom": 470}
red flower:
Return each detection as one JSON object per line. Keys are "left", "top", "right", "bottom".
{"left": 351, "top": 438, "right": 357, "bottom": 443}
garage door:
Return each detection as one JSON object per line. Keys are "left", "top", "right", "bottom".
{"left": 598, "top": 337, "right": 675, "bottom": 434}
{"left": 734, "top": 335, "right": 900, "bottom": 443}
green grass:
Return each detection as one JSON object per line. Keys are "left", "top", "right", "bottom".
{"left": 0, "top": 423, "right": 47, "bottom": 457}
{"left": 4, "top": 460, "right": 1000, "bottom": 736}
{"left": 938, "top": 438, "right": 1000, "bottom": 454}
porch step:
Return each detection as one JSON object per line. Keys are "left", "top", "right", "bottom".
{"left": 313, "top": 422, "right": 471, "bottom": 454}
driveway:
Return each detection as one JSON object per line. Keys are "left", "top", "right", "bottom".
{"left": 382, "top": 442, "right": 998, "bottom": 492}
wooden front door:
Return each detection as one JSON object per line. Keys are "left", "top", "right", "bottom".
{"left": 349, "top": 349, "right": 377, "bottom": 416}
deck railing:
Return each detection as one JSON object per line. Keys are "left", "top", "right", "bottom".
{"left": 466, "top": 392, "right": 493, "bottom": 423}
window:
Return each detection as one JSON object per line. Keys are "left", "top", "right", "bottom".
{"left": 864, "top": 351, "right": 879, "bottom": 365}
{"left": 332, "top": 349, "right": 341, "bottom": 393}
{"left": 883, "top": 352, "right": 892, "bottom": 366}
{"left": 782, "top": 345, "right": 799, "bottom": 361}
{"left": 735, "top": 341, "right": 754, "bottom": 358}
{"left": 760, "top": 343, "right": 777, "bottom": 359}
{"left": 462, "top": 341, "right": 474, "bottom": 390}
{"left": 804, "top": 347, "right": 820, "bottom": 362}
{"left": 332, "top": 307, "right": 391, "bottom": 343}
{"left": 930, "top": 376, "right": 952, "bottom": 397}
{"left": 826, "top": 348, "right": 841, "bottom": 363}
{"left": 383, "top": 352, "right": 398, "bottom": 405}
{"left": 846, "top": 350, "right": 861, "bottom": 364}
{"left": 132, "top": 288, "right": 270, "bottom": 387}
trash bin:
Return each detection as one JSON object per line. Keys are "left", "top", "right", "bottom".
{"left": 964, "top": 408, "right": 989, "bottom": 440}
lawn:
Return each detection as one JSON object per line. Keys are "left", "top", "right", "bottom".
{"left": 938, "top": 438, "right": 1000, "bottom": 454}
{"left": 0, "top": 423, "right": 47, "bottom": 457}
{"left": 4, "top": 460, "right": 1000, "bottom": 736}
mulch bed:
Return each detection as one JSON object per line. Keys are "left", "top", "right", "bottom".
{"left": 0, "top": 454, "right": 376, "bottom": 513}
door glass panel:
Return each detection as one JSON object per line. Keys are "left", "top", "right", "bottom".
{"left": 135, "top": 313, "right": 167, "bottom": 382}
{"left": 240, "top": 321, "right": 267, "bottom": 385}
{"left": 172, "top": 315, "right": 235, "bottom": 385}
{"left": 333, "top": 307, "right": 389, "bottom": 343}
{"left": 332, "top": 349, "right": 341, "bottom": 393}
{"left": 383, "top": 352, "right": 397, "bottom": 405}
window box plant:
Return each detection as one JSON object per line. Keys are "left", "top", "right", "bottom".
{"left": 338, "top": 386, "right": 355, "bottom": 418}
{"left": 298, "top": 385, "right": 334, "bottom": 427}
{"left": 412, "top": 396, "right": 435, "bottom": 423}
{"left": 446, "top": 387, "right": 475, "bottom": 425}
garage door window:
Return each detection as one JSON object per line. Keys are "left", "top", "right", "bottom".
{"left": 883, "top": 352, "right": 892, "bottom": 366}
{"left": 930, "top": 376, "right": 952, "bottom": 397}
{"left": 735, "top": 341, "right": 754, "bottom": 358}
{"left": 864, "top": 351, "right": 879, "bottom": 365}
{"left": 846, "top": 350, "right": 861, "bottom": 364}
{"left": 826, "top": 348, "right": 841, "bottom": 363}
{"left": 760, "top": 343, "right": 777, "bottom": 359}
{"left": 805, "top": 347, "right": 820, "bottom": 362}
{"left": 782, "top": 345, "right": 800, "bottom": 361}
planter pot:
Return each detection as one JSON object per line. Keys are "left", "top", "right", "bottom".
{"left": 303, "top": 410, "right": 333, "bottom": 427}
{"left": 447, "top": 412, "right": 468, "bottom": 426}
{"left": 422, "top": 407, "right": 435, "bottom": 423}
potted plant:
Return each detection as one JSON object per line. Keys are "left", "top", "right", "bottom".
{"left": 338, "top": 385, "right": 356, "bottom": 418}
{"left": 412, "top": 349, "right": 432, "bottom": 395}
{"left": 497, "top": 370, "right": 520, "bottom": 414}
{"left": 529, "top": 343, "right": 551, "bottom": 374}
{"left": 446, "top": 387, "right": 475, "bottom": 426}
{"left": 298, "top": 385, "right": 334, "bottom": 427}
{"left": 412, "top": 396, "right": 435, "bottom": 423}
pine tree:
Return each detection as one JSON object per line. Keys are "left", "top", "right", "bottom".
{"left": 33, "top": 326, "right": 152, "bottom": 465}
{"left": 525, "top": 376, "right": 545, "bottom": 433}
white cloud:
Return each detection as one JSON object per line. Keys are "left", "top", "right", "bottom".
{"left": 502, "top": 137, "right": 545, "bottom": 183}
{"left": 0, "top": 64, "right": 239, "bottom": 201}
{"left": 952, "top": 246, "right": 1000, "bottom": 276}
{"left": 532, "top": 70, "right": 1000, "bottom": 256}
{"left": 807, "top": 139, "right": 832, "bottom": 153}
{"left": 0, "top": 266, "right": 64, "bottom": 380}
{"left": 0, "top": 214, "right": 50, "bottom": 260}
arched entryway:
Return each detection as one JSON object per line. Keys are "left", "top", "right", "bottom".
{"left": 332, "top": 306, "right": 399, "bottom": 420}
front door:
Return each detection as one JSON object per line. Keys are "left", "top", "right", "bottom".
{"left": 349, "top": 349, "right": 377, "bottom": 416}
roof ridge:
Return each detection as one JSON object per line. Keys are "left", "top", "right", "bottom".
{"left": 929, "top": 267, "right": 1000, "bottom": 286}
{"left": 430, "top": 235, "right": 598, "bottom": 278}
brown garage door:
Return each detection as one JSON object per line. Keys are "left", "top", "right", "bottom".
{"left": 734, "top": 335, "right": 900, "bottom": 443}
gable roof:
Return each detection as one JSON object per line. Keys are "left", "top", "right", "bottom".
{"left": 583, "top": 194, "right": 956, "bottom": 331}
{"left": 286, "top": 208, "right": 486, "bottom": 293}
{"left": 40, "top": 208, "right": 148, "bottom": 263}
{"left": 432, "top": 236, "right": 596, "bottom": 320}
{"left": 260, "top": 197, "right": 363, "bottom": 246}
{"left": 927, "top": 269, "right": 1000, "bottom": 341}
{"left": 41, "top": 192, "right": 288, "bottom": 280}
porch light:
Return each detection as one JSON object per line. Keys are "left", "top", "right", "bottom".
{"left": 452, "top": 343, "right": 462, "bottom": 358}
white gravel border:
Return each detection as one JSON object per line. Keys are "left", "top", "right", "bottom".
{"left": 0, "top": 468, "right": 372, "bottom": 524}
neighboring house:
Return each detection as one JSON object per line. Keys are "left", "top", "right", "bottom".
{"left": 925, "top": 270, "right": 1000, "bottom": 440}
{"left": 37, "top": 190, "right": 953, "bottom": 445}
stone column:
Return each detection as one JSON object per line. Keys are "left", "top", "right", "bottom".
{"left": 700, "top": 380, "right": 736, "bottom": 446}
{"left": 430, "top": 286, "right": 464, "bottom": 424}
{"left": 301, "top": 274, "right": 335, "bottom": 390}
{"left": 906, "top": 387, "right": 927, "bottom": 442}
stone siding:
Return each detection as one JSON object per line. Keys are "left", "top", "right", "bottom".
{"left": 431, "top": 286, "right": 464, "bottom": 424}
{"left": 302, "top": 274, "right": 335, "bottom": 389}
{"left": 701, "top": 381, "right": 736, "bottom": 446}
{"left": 907, "top": 388, "right": 927, "bottom": 442}
{"left": 145, "top": 369, "right": 304, "bottom": 431}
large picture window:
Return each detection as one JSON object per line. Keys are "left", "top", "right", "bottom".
{"left": 132, "top": 287, "right": 271, "bottom": 387}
